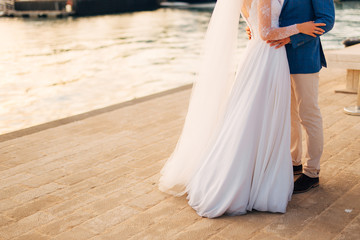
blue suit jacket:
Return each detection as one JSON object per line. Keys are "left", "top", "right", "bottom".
{"left": 279, "top": 0, "right": 335, "bottom": 74}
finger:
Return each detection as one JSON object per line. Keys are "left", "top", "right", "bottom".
{"left": 275, "top": 43, "right": 284, "bottom": 49}
{"left": 314, "top": 30, "right": 325, "bottom": 34}
{"left": 276, "top": 42, "right": 286, "bottom": 49}
{"left": 314, "top": 27, "right": 325, "bottom": 32}
{"left": 315, "top": 23, "right": 326, "bottom": 26}
{"left": 310, "top": 33, "right": 316, "bottom": 37}
{"left": 276, "top": 41, "right": 287, "bottom": 49}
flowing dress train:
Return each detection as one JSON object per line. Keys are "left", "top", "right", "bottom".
{"left": 159, "top": 0, "right": 295, "bottom": 218}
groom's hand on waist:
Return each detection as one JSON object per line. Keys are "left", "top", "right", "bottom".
{"left": 267, "top": 37, "right": 291, "bottom": 49}
{"left": 245, "top": 26, "right": 290, "bottom": 49}
{"left": 246, "top": 26, "right": 252, "bottom": 40}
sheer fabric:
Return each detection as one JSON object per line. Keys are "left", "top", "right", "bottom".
{"left": 257, "top": 0, "right": 298, "bottom": 40}
{"left": 159, "top": 0, "right": 301, "bottom": 217}
{"left": 159, "top": 0, "right": 244, "bottom": 196}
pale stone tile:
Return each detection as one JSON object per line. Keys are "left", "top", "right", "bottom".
{"left": 38, "top": 209, "right": 96, "bottom": 236}
{"left": 13, "top": 183, "right": 65, "bottom": 204}
{"left": 80, "top": 205, "right": 139, "bottom": 234}
{"left": 87, "top": 177, "right": 137, "bottom": 197}
{"left": 55, "top": 168, "right": 103, "bottom": 186}
{"left": 129, "top": 161, "right": 164, "bottom": 181}
{"left": 101, "top": 198, "right": 185, "bottom": 239}
{"left": 0, "top": 211, "right": 55, "bottom": 239}
{"left": 128, "top": 205, "right": 197, "bottom": 240}
{"left": 0, "top": 173, "right": 34, "bottom": 189}
{"left": 334, "top": 214, "right": 360, "bottom": 240}
{"left": 88, "top": 236, "right": 103, "bottom": 240}
{"left": 262, "top": 174, "right": 357, "bottom": 238}
{"left": 294, "top": 183, "right": 360, "bottom": 239}
{"left": 81, "top": 191, "right": 135, "bottom": 215}
{"left": 172, "top": 218, "right": 230, "bottom": 240}
{"left": 217, "top": 212, "right": 279, "bottom": 240}
{"left": 95, "top": 166, "right": 134, "bottom": 185}
{"left": 127, "top": 181, "right": 155, "bottom": 196}
{"left": 126, "top": 189, "right": 168, "bottom": 211}
{"left": 12, "top": 231, "right": 48, "bottom": 240}
{"left": 52, "top": 226, "right": 96, "bottom": 240}
{"left": 0, "top": 214, "right": 14, "bottom": 228}
{"left": 51, "top": 178, "right": 100, "bottom": 200}
{"left": 22, "top": 169, "right": 68, "bottom": 188}
{"left": 0, "top": 165, "right": 9, "bottom": 171}
{"left": 5, "top": 195, "right": 63, "bottom": 221}
{"left": 0, "top": 198, "right": 22, "bottom": 212}
{"left": 208, "top": 235, "right": 228, "bottom": 240}
{"left": 250, "top": 232, "right": 287, "bottom": 240}
{"left": 0, "top": 184, "right": 30, "bottom": 201}
{"left": 45, "top": 193, "right": 99, "bottom": 218}
{"left": 93, "top": 157, "right": 133, "bottom": 172}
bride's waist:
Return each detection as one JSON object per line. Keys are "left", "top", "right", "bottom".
{"left": 246, "top": 38, "right": 287, "bottom": 54}
{"left": 248, "top": 38, "right": 271, "bottom": 46}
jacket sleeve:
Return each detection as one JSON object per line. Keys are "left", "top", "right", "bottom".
{"left": 289, "top": 0, "right": 335, "bottom": 48}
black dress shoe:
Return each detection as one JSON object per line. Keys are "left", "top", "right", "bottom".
{"left": 293, "top": 165, "right": 303, "bottom": 175}
{"left": 293, "top": 174, "right": 319, "bottom": 194}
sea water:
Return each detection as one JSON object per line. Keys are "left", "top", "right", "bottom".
{"left": 0, "top": 2, "right": 359, "bottom": 134}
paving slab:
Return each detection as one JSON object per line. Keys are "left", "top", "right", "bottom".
{"left": 0, "top": 67, "right": 359, "bottom": 239}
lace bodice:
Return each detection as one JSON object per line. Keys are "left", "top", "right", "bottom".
{"left": 242, "top": 0, "right": 298, "bottom": 41}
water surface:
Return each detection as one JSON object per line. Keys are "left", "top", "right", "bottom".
{"left": 1, "top": 2, "right": 359, "bottom": 134}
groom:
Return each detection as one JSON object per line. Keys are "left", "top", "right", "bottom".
{"left": 248, "top": 0, "right": 335, "bottom": 194}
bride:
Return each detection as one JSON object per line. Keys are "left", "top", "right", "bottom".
{"left": 158, "top": 0, "right": 325, "bottom": 218}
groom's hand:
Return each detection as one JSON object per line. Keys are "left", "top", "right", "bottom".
{"left": 246, "top": 26, "right": 251, "bottom": 40}
{"left": 267, "top": 37, "right": 291, "bottom": 49}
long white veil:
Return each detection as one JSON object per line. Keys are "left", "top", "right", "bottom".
{"left": 159, "top": 0, "right": 244, "bottom": 196}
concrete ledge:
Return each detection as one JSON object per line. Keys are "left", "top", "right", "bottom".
{"left": 0, "top": 84, "right": 192, "bottom": 143}
{"left": 326, "top": 44, "right": 360, "bottom": 70}
{"left": 326, "top": 45, "right": 360, "bottom": 94}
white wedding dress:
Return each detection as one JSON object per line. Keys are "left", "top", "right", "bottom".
{"left": 159, "top": 0, "right": 299, "bottom": 218}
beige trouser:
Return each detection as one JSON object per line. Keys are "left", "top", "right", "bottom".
{"left": 291, "top": 72, "right": 323, "bottom": 178}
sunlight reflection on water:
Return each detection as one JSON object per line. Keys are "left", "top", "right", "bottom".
{"left": 0, "top": 2, "right": 359, "bottom": 134}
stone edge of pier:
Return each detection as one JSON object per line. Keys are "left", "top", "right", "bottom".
{"left": 0, "top": 84, "right": 192, "bottom": 143}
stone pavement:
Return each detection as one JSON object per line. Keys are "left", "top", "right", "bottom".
{"left": 0, "top": 67, "right": 359, "bottom": 240}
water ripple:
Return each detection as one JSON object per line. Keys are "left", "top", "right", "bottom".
{"left": 0, "top": 3, "right": 359, "bottom": 134}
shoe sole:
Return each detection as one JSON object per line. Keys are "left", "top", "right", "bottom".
{"left": 293, "top": 183, "right": 319, "bottom": 194}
